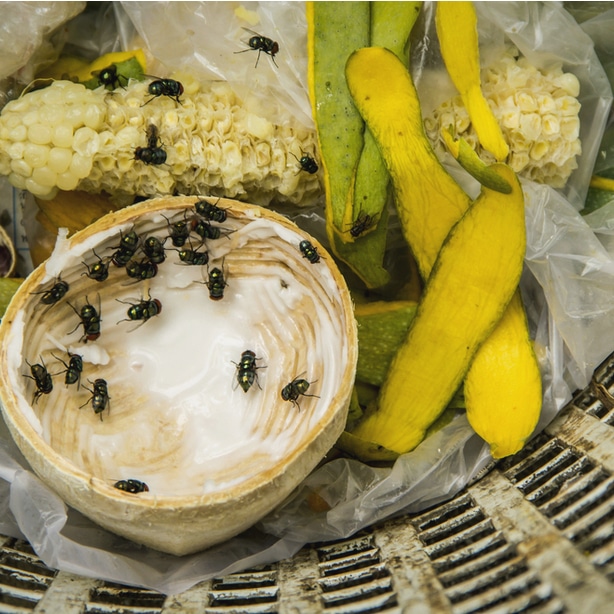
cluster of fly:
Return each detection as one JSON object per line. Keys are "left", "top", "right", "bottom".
{"left": 25, "top": 201, "right": 329, "bottom": 494}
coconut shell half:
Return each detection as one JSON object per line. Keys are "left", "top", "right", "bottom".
{"left": 0, "top": 196, "right": 357, "bottom": 555}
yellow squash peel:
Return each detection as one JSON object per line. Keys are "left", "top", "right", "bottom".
{"left": 464, "top": 291, "right": 543, "bottom": 458}
{"left": 352, "top": 163, "right": 526, "bottom": 453}
{"left": 435, "top": 1, "right": 509, "bottom": 161}
{"left": 345, "top": 46, "right": 542, "bottom": 457}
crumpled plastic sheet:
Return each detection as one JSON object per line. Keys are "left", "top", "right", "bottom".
{"left": 412, "top": 1, "right": 613, "bottom": 212}
{"left": 0, "top": 1, "right": 86, "bottom": 85}
{"left": 1, "top": 0, "right": 614, "bottom": 597}
{"left": 119, "top": 1, "right": 314, "bottom": 130}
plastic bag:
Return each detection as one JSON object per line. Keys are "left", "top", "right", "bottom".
{"left": 119, "top": 1, "right": 314, "bottom": 130}
{"left": 0, "top": 2, "right": 86, "bottom": 86}
{"left": 412, "top": 1, "right": 612, "bottom": 211}
{"left": 1, "top": 1, "right": 614, "bottom": 596}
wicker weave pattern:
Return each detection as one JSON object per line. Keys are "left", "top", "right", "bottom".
{"left": 2, "top": 352, "right": 614, "bottom": 613}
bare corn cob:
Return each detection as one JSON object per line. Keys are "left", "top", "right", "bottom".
{"left": 0, "top": 75, "right": 321, "bottom": 206}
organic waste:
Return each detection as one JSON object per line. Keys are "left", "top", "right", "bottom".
{"left": 2, "top": 0, "right": 606, "bottom": 575}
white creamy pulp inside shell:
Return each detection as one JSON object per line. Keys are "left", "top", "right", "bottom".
{"left": 9, "top": 207, "right": 349, "bottom": 497}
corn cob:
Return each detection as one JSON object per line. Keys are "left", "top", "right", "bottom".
{"left": 0, "top": 75, "right": 321, "bottom": 206}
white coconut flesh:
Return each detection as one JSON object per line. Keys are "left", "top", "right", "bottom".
{"left": 0, "top": 196, "right": 356, "bottom": 553}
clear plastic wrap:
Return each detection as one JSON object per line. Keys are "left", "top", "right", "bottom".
{"left": 1, "top": 0, "right": 614, "bottom": 596}
{"left": 0, "top": 2, "right": 86, "bottom": 86}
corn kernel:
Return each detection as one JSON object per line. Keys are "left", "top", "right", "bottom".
{"left": 83, "top": 104, "right": 105, "bottom": 131}
{"left": 73, "top": 126, "right": 100, "bottom": 157}
{"left": 23, "top": 143, "right": 49, "bottom": 168}
{"left": 52, "top": 124, "right": 74, "bottom": 148}
{"left": 8, "top": 125, "right": 27, "bottom": 142}
{"left": 70, "top": 153, "right": 93, "bottom": 179}
{"left": 8, "top": 172, "right": 26, "bottom": 189}
{"left": 10, "top": 158, "right": 32, "bottom": 178}
{"left": 21, "top": 110, "right": 40, "bottom": 128}
{"left": 28, "top": 123, "right": 53, "bottom": 146}
{"left": 25, "top": 177, "right": 53, "bottom": 197}
{"left": 47, "top": 148, "right": 73, "bottom": 174}
{"left": 7, "top": 141, "right": 25, "bottom": 160}
{"left": 32, "top": 166, "right": 58, "bottom": 188}
{"left": 56, "top": 171, "right": 79, "bottom": 191}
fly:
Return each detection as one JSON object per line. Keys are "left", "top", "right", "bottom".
{"left": 299, "top": 240, "right": 320, "bottom": 264}
{"left": 281, "top": 376, "right": 319, "bottom": 411}
{"left": 82, "top": 249, "right": 110, "bottom": 282}
{"left": 291, "top": 151, "right": 318, "bottom": 174}
{"left": 52, "top": 352, "right": 83, "bottom": 389}
{"left": 32, "top": 277, "right": 69, "bottom": 306}
{"left": 233, "top": 349, "right": 266, "bottom": 393}
{"left": 163, "top": 213, "right": 191, "bottom": 247}
{"left": 142, "top": 77, "right": 184, "bottom": 105}
{"left": 142, "top": 235, "right": 167, "bottom": 264}
{"left": 125, "top": 258, "right": 158, "bottom": 281}
{"left": 348, "top": 212, "right": 378, "bottom": 239}
{"left": 116, "top": 293, "right": 162, "bottom": 327}
{"left": 204, "top": 266, "right": 227, "bottom": 301}
{"left": 80, "top": 378, "right": 110, "bottom": 421}
{"left": 235, "top": 28, "right": 279, "bottom": 68}
{"left": 114, "top": 479, "right": 149, "bottom": 493}
{"left": 24, "top": 358, "right": 53, "bottom": 403}
{"left": 67, "top": 295, "right": 102, "bottom": 343}
{"left": 93, "top": 64, "right": 127, "bottom": 90}
{"left": 111, "top": 229, "right": 140, "bottom": 267}
{"left": 195, "top": 198, "right": 227, "bottom": 223}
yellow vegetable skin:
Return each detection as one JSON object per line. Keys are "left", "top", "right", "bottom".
{"left": 306, "top": 1, "right": 421, "bottom": 288}
{"left": 346, "top": 47, "right": 541, "bottom": 456}
{"left": 38, "top": 50, "right": 147, "bottom": 83}
{"left": 435, "top": 2, "right": 509, "bottom": 161}
{"left": 464, "top": 291, "right": 542, "bottom": 458}
{"left": 353, "top": 164, "right": 526, "bottom": 453}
